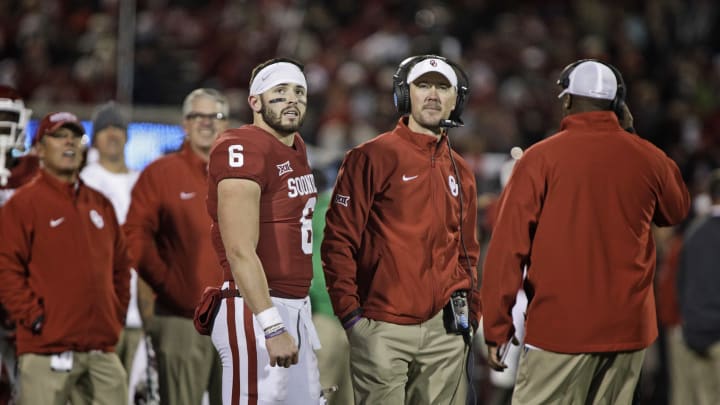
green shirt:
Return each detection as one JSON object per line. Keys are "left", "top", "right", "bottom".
{"left": 309, "top": 191, "right": 335, "bottom": 316}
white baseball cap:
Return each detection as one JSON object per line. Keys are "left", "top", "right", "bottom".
{"left": 557, "top": 61, "right": 617, "bottom": 100}
{"left": 407, "top": 58, "right": 458, "bottom": 88}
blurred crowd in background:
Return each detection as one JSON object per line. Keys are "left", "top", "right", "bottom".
{"left": 1, "top": 1, "right": 719, "bottom": 404}
{"left": 2, "top": 0, "right": 720, "bottom": 191}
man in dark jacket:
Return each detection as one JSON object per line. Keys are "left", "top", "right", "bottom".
{"left": 678, "top": 169, "right": 720, "bottom": 405}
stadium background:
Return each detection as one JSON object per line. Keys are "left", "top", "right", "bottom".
{"left": 2, "top": 1, "right": 719, "bottom": 404}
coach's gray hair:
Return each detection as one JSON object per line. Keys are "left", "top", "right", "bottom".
{"left": 182, "top": 88, "right": 230, "bottom": 117}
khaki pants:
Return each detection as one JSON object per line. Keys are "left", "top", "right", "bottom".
{"left": 313, "top": 314, "right": 354, "bottom": 405}
{"left": 666, "top": 326, "right": 699, "bottom": 405}
{"left": 347, "top": 310, "right": 468, "bottom": 405}
{"left": 147, "top": 314, "right": 221, "bottom": 405}
{"left": 17, "top": 351, "right": 126, "bottom": 405}
{"left": 685, "top": 339, "right": 720, "bottom": 405}
{"left": 512, "top": 346, "right": 645, "bottom": 405}
{"left": 116, "top": 327, "right": 143, "bottom": 377}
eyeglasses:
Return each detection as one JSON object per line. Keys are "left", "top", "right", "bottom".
{"left": 185, "top": 112, "right": 227, "bottom": 121}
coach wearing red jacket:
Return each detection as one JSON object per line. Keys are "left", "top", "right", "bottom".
{"left": 0, "top": 112, "right": 131, "bottom": 404}
{"left": 323, "top": 55, "right": 480, "bottom": 405}
{"left": 481, "top": 60, "right": 690, "bottom": 404}
{"left": 124, "top": 88, "right": 227, "bottom": 405}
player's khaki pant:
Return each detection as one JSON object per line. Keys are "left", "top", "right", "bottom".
{"left": 512, "top": 346, "right": 645, "bottom": 405}
{"left": 346, "top": 310, "right": 468, "bottom": 405}
{"left": 17, "top": 351, "right": 126, "bottom": 405}
{"left": 146, "top": 314, "right": 222, "bottom": 405}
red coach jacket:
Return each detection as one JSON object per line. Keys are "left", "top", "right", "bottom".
{"left": 124, "top": 142, "right": 222, "bottom": 318}
{"left": 481, "top": 111, "right": 690, "bottom": 353}
{"left": 0, "top": 169, "right": 130, "bottom": 355}
{"left": 322, "top": 117, "right": 481, "bottom": 326}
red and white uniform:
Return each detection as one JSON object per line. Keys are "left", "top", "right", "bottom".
{"left": 206, "top": 125, "right": 322, "bottom": 405}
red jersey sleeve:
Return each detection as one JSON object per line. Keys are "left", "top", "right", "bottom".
{"left": 209, "top": 132, "right": 269, "bottom": 189}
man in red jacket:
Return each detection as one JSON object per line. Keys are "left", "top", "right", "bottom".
{"left": 0, "top": 111, "right": 131, "bottom": 404}
{"left": 322, "top": 55, "right": 480, "bottom": 405}
{"left": 481, "top": 60, "right": 690, "bottom": 404}
{"left": 124, "top": 88, "right": 228, "bottom": 405}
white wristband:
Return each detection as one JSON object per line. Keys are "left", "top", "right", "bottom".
{"left": 256, "top": 307, "right": 283, "bottom": 331}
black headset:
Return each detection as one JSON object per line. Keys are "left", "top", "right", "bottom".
{"left": 557, "top": 58, "right": 626, "bottom": 120}
{"left": 392, "top": 55, "right": 470, "bottom": 124}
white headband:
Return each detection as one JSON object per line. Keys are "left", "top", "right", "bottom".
{"left": 249, "top": 62, "right": 307, "bottom": 96}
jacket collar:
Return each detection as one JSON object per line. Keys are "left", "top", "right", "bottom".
{"left": 179, "top": 141, "right": 209, "bottom": 174}
{"left": 559, "top": 111, "right": 622, "bottom": 132}
{"left": 39, "top": 168, "right": 80, "bottom": 199}
{"left": 393, "top": 117, "right": 447, "bottom": 152}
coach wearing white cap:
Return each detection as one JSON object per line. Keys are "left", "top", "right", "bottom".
{"left": 322, "top": 55, "right": 480, "bottom": 404}
{"left": 481, "top": 59, "right": 690, "bottom": 404}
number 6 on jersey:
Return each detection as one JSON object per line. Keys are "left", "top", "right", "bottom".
{"left": 300, "top": 197, "right": 316, "bottom": 254}
{"left": 228, "top": 145, "right": 244, "bottom": 167}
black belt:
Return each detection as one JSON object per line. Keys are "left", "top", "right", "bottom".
{"left": 219, "top": 285, "right": 300, "bottom": 299}
{"left": 220, "top": 289, "right": 241, "bottom": 299}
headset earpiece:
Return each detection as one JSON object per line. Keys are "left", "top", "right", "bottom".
{"left": 392, "top": 56, "right": 418, "bottom": 116}
{"left": 392, "top": 55, "right": 470, "bottom": 124}
{"left": 449, "top": 65, "right": 469, "bottom": 124}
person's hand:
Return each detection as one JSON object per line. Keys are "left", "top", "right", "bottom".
{"left": 486, "top": 336, "right": 520, "bottom": 371}
{"left": 265, "top": 331, "right": 298, "bottom": 368}
{"left": 620, "top": 102, "right": 634, "bottom": 132}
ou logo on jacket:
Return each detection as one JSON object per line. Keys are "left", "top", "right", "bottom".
{"left": 448, "top": 175, "right": 459, "bottom": 197}
{"left": 90, "top": 209, "right": 104, "bottom": 229}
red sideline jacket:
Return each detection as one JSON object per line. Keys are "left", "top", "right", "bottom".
{"left": 124, "top": 142, "right": 222, "bottom": 318}
{"left": 656, "top": 234, "right": 683, "bottom": 328}
{"left": 481, "top": 111, "right": 690, "bottom": 353}
{"left": 0, "top": 169, "right": 130, "bottom": 355}
{"left": 322, "top": 117, "right": 481, "bottom": 326}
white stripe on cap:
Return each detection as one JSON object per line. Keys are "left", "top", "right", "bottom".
{"left": 249, "top": 62, "right": 307, "bottom": 96}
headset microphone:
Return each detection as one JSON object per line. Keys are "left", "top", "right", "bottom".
{"left": 439, "top": 119, "right": 463, "bottom": 128}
